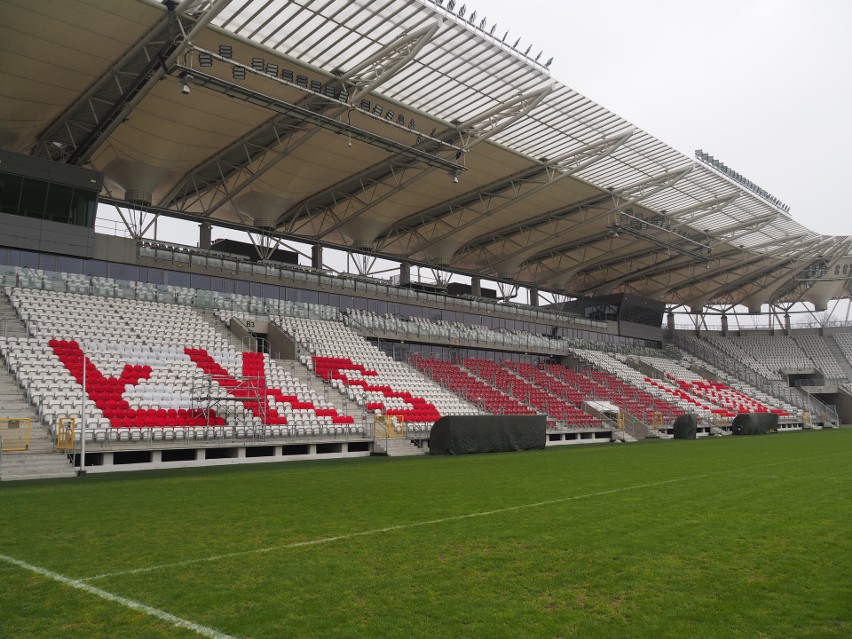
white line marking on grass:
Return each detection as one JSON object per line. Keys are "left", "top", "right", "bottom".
{"left": 82, "top": 468, "right": 732, "bottom": 582}
{"left": 81, "top": 450, "right": 847, "bottom": 584}
{"left": 0, "top": 553, "right": 238, "bottom": 639}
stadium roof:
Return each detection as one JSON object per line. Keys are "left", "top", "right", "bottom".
{"left": 2, "top": 0, "right": 851, "bottom": 310}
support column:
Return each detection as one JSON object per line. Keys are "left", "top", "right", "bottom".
{"left": 471, "top": 277, "right": 481, "bottom": 298}
{"left": 311, "top": 245, "right": 323, "bottom": 270}
{"left": 667, "top": 312, "right": 675, "bottom": 338}
{"left": 399, "top": 262, "right": 411, "bottom": 286}
{"left": 784, "top": 313, "right": 791, "bottom": 335}
{"left": 199, "top": 222, "right": 212, "bottom": 249}
{"left": 720, "top": 314, "right": 728, "bottom": 336}
{"left": 529, "top": 288, "right": 539, "bottom": 307}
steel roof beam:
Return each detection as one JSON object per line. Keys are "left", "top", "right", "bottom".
{"left": 373, "top": 128, "right": 634, "bottom": 251}
{"left": 161, "top": 22, "right": 442, "bottom": 214}
{"left": 32, "top": 0, "right": 233, "bottom": 165}
{"left": 277, "top": 83, "right": 554, "bottom": 235}
{"left": 480, "top": 165, "right": 694, "bottom": 273}
{"left": 665, "top": 237, "right": 828, "bottom": 302}
{"left": 600, "top": 233, "right": 811, "bottom": 294}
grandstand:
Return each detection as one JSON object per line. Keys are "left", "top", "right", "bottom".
{"left": 1, "top": 0, "right": 851, "bottom": 482}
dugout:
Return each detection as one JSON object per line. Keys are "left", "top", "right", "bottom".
{"left": 429, "top": 415, "right": 546, "bottom": 455}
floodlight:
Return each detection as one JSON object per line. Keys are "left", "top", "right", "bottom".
{"left": 179, "top": 72, "right": 192, "bottom": 95}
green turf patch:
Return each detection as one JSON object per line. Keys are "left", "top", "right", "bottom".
{"left": 2, "top": 431, "right": 850, "bottom": 638}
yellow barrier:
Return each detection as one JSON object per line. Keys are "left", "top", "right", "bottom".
{"left": 374, "top": 415, "right": 405, "bottom": 438}
{"left": 56, "top": 417, "right": 76, "bottom": 451}
{"left": 0, "top": 417, "right": 32, "bottom": 452}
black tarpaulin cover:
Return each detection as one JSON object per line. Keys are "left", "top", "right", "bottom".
{"left": 731, "top": 412, "right": 778, "bottom": 435}
{"left": 429, "top": 415, "right": 546, "bottom": 455}
{"left": 672, "top": 413, "right": 698, "bottom": 439}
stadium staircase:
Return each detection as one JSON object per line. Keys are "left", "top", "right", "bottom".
{"left": 0, "top": 450, "right": 76, "bottom": 481}
{"left": 200, "top": 308, "right": 250, "bottom": 351}
{"left": 0, "top": 295, "right": 73, "bottom": 481}
{"left": 0, "top": 291, "right": 28, "bottom": 340}
{"left": 372, "top": 437, "right": 428, "bottom": 456}
{"left": 827, "top": 337, "right": 852, "bottom": 380}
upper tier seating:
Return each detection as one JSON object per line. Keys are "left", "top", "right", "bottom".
{"left": 273, "top": 316, "right": 478, "bottom": 431}
{"left": 704, "top": 335, "right": 818, "bottom": 380}
{"left": 792, "top": 335, "right": 847, "bottom": 380}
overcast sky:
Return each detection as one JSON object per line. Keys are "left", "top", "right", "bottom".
{"left": 479, "top": 0, "right": 852, "bottom": 236}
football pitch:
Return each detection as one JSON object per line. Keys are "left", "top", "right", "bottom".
{"left": 1, "top": 430, "right": 850, "bottom": 638}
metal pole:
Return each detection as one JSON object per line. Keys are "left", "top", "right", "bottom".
{"left": 79, "top": 350, "right": 87, "bottom": 475}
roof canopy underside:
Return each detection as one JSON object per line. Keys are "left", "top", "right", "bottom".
{"left": 0, "top": 0, "right": 848, "bottom": 309}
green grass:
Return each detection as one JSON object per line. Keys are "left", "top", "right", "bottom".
{"left": 2, "top": 430, "right": 851, "bottom": 638}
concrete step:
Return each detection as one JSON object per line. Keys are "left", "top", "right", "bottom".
{"left": 828, "top": 336, "right": 852, "bottom": 380}
{"left": 276, "top": 357, "right": 362, "bottom": 420}
{"left": 375, "top": 438, "right": 428, "bottom": 457}
{"left": 0, "top": 290, "right": 28, "bottom": 337}
{"left": 0, "top": 451, "right": 77, "bottom": 481}
{"left": 200, "top": 309, "right": 248, "bottom": 351}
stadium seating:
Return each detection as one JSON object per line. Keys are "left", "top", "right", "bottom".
{"left": 0, "top": 267, "right": 832, "bottom": 457}
{"left": 272, "top": 316, "right": 477, "bottom": 432}
{"left": 1, "top": 287, "right": 360, "bottom": 441}
{"left": 462, "top": 358, "right": 601, "bottom": 428}
{"left": 411, "top": 355, "right": 534, "bottom": 416}
{"left": 545, "top": 365, "right": 682, "bottom": 424}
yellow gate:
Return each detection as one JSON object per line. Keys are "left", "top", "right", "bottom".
{"left": 0, "top": 417, "right": 32, "bottom": 452}
{"left": 374, "top": 415, "right": 405, "bottom": 438}
{"left": 56, "top": 417, "right": 76, "bottom": 451}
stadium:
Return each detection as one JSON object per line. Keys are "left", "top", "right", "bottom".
{"left": 1, "top": 1, "right": 850, "bottom": 637}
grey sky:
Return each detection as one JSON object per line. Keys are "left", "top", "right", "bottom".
{"left": 480, "top": 0, "right": 852, "bottom": 236}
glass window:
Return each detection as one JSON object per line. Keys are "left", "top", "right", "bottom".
{"left": 44, "top": 184, "right": 74, "bottom": 224}
{"left": 209, "top": 276, "right": 225, "bottom": 293}
{"left": 262, "top": 283, "right": 280, "bottom": 299}
{"left": 38, "top": 254, "right": 57, "bottom": 272}
{"left": 19, "top": 250, "right": 39, "bottom": 268}
{"left": 167, "top": 271, "right": 190, "bottom": 287}
{"left": 84, "top": 260, "right": 108, "bottom": 277}
{"left": 57, "top": 255, "right": 83, "bottom": 274}
{"left": 0, "top": 174, "right": 22, "bottom": 214}
{"left": 70, "top": 189, "right": 96, "bottom": 226}
{"left": 19, "top": 178, "right": 48, "bottom": 218}
{"left": 145, "top": 267, "right": 164, "bottom": 285}
{"left": 191, "top": 274, "right": 211, "bottom": 290}
{"left": 107, "top": 263, "right": 124, "bottom": 279}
